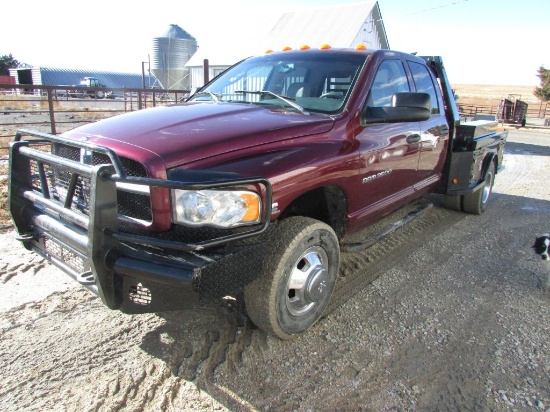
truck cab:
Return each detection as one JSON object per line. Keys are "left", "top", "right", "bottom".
{"left": 80, "top": 77, "right": 101, "bottom": 87}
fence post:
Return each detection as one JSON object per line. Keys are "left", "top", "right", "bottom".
{"left": 203, "top": 59, "right": 209, "bottom": 84}
{"left": 47, "top": 87, "right": 57, "bottom": 135}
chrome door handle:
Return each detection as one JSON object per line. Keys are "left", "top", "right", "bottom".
{"left": 406, "top": 134, "right": 421, "bottom": 143}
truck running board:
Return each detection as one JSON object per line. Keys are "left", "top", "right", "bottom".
{"left": 342, "top": 202, "right": 434, "bottom": 253}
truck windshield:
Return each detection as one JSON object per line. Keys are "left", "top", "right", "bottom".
{"left": 189, "top": 51, "right": 368, "bottom": 115}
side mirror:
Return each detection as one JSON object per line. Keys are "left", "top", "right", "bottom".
{"left": 362, "top": 92, "right": 432, "bottom": 125}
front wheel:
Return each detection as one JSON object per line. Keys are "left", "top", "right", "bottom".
{"left": 244, "top": 217, "right": 340, "bottom": 339}
{"left": 463, "top": 162, "right": 495, "bottom": 215}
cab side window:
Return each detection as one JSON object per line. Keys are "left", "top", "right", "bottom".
{"left": 367, "top": 60, "right": 410, "bottom": 107}
{"left": 408, "top": 61, "right": 440, "bottom": 114}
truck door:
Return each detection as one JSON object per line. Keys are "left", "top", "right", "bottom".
{"left": 408, "top": 61, "right": 450, "bottom": 186}
{"left": 354, "top": 59, "right": 421, "bottom": 211}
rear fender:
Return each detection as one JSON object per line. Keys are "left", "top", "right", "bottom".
{"left": 482, "top": 152, "right": 497, "bottom": 179}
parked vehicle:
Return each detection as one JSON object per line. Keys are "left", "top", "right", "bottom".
{"left": 9, "top": 47, "right": 507, "bottom": 339}
{"left": 59, "top": 77, "right": 109, "bottom": 98}
{"left": 498, "top": 94, "right": 528, "bottom": 125}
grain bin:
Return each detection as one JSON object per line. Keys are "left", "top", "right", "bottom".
{"left": 151, "top": 24, "right": 198, "bottom": 90}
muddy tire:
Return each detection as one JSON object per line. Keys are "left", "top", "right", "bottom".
{"left": 463, "top": 162, "right": 495, "bottom": 215}
{"left": 244, "top": 217, "right": 339, "bottom": 339}
{"left": 443, "top": 194, "right": 462, "bottom": 212}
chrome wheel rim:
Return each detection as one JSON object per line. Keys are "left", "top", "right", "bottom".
{"left": 286, "top": 246, "right": 330, "bottom": 316}
{"left": 482, "top": 170, "right": 493, "bottom": 204}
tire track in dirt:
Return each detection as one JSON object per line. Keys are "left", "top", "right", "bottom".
{"left": 0, "top": 254, "right": 48, "bottom": 283}
{"left": 329, "top": 202, "right": 467, "bottom": 314}
{"left": 0, "top": 272, "right": 258, "bottom": 410}
{"left": 0, "top": 289, "right": 177, "bottom": 411}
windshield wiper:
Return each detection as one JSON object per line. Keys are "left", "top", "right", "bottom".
{"left": 191, "top": 91, "right": 222, "bottom": 102}
{"left": 235, "top": 90, "right": 309, "bottom": 115}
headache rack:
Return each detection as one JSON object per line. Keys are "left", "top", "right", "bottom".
{"left": 9, "top": 129, "right": 272, "bottom": 310}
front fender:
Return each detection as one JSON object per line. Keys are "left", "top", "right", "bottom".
{"left": 177, "top": 139, "right": 360, "bottom": 219}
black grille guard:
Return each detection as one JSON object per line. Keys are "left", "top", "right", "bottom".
{"left": 11, "top": 129, "right": 272, "bottom": 249}
{"left": 9, "top": 129, "right": 273, "bottom": 309}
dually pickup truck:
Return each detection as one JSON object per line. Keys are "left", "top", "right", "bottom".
{"left": 9, "top": 47, "right": 507, "bottom": 338}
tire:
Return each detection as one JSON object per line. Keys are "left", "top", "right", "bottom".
{"left": 244, "top": 217, "right": 340, "bottom": 339}
{"left": 463, "top": 161, "right": 495, "bottom": 215}
{"left": 443, "top": 194, "right": 462, "bottom": 212}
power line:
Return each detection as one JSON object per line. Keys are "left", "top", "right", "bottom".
{"left": 400, "top": 0, "right": 469, "bottom": 16}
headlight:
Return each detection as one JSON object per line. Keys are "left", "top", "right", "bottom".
{"left": 172, "top": 189, "right": 261, "bottom": 228}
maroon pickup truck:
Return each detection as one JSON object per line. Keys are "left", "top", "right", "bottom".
{"left": 9, "top": 48, "right": 507, "bottom": 338}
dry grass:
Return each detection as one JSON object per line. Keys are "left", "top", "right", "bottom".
{"left": 0, "top": 94, "right": 35, "bottom": 110}
{"left": 1, "top": 94, "right": 112, "bottom": 116}
{"left": 451, "top": 84, "right": 540, "bottom": 106}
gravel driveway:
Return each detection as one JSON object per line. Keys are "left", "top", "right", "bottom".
{"left": 1, "top": 129, "right": 549, "bottom": 411}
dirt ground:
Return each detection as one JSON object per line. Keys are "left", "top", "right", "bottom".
{"left": 1, "top": 122, "right": 550, "bottom": 410}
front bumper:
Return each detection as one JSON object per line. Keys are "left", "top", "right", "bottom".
{"left": 9, "top": 130, "right": 272, "bottom": 313}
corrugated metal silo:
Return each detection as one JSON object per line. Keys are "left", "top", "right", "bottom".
{"left": 151, "top": 24, "right": 198, "bottom": 90}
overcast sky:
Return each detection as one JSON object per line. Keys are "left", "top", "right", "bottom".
{"left": 2, "top": 0, "right": 548, "bottom": 85}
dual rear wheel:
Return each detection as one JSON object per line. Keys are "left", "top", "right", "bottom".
{"left": 443, "top": 162, "right": 495, "bottom": 215}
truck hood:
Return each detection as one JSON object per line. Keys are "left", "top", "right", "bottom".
{"left": 63, "top": 102, "right": 335, "bottom": 169}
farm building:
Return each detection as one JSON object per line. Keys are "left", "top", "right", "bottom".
{"left": 8, "top": 66, "right": 156, "bottom": 90}
{"left": 6, "top": 23, "right": 195, "bottom": 91}
{"left": 186, "top": 1, "right": 389, "bottom": 88}
{"left": 5, "top": 1, "right": 389, "bottom": 92}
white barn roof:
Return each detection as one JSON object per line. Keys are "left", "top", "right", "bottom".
{"left": 187, "top": 1, "right": 388, "bottom": 68}
{"left": 265, "top": 1, "right": 388, "bottom": 51}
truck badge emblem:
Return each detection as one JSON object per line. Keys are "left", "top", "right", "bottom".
{"left": 362, "top": 169, "right": 392, "bottom": 184}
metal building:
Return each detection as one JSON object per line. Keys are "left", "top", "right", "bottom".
{"left": 9, "top": 66, "right": 156, "bottom": 89}
{"left": 151, "top": 24, "right": 198, "bottom": 90}
{"left": 187, "top": 1, "right": 389, "bottom": 88}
